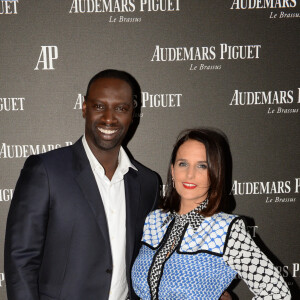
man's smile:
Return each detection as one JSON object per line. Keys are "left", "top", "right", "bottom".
{"left": 98, "top": 127, "right": 118, "bottom": 135}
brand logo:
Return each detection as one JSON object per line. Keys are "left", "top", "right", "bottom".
{"left": 0, "top": 97, "right": 25, "bottom": 111}
{"left": 229, "top": 88, "right": 300, "bottom": 114}
{"left": 140, "top": 0, "right": 180, "bottom": 11}
{"left": 151, "top": 44, "right": 262, "bottom": 71}
{"left": 69, "top": 0, "right": 180, "bottom": 22}
{"left": 276, "top": 263, "right": 299, "bottom": 281}
{"left": 273, "top": 11, "right": 300, "bottom": 18}
{"left": 0, "top": 142, "right": 73, "bottom": 159}
{"left": 109, "top": 15, "right": 142, "bottom": 22}
{"left": 151, "top": 44, "right": 261, "bottom": 61}
{"left": 0, "top": 0, "right": 18, "bottom": 15}
{"left": 0, "top": 188, "right": 13, "bottom": 202}
{"left": 73, "top": 92, "right": 181, "bottom": 110}
{"left": 73, "top": 94, "right": 84, "bottom": 109}
{"left": 34, "top": 46, "right": 58, "bottom": 70}
{"left": 142, "top": 92, "right": 182, "bottom": 108}
{"left": 69, "top": 0, "right": 180, "bottom": 13}
{"left": 247, "top": 225, "right": 258, "bottom": 237}
{"left": 291, "top": 263, "right": 299, "bottom": 277}
{"left": 230, "top": 0, "right": 297, "bottom": 9}
{"left": 230, "top": 0, "right": 299, "bottom": 19}
{"left": 231, "top": 178, "right": 299, "bottom": 203}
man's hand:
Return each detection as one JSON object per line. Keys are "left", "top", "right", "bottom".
{"left": 220, "top": 291, "right": 232, "bottom": 300}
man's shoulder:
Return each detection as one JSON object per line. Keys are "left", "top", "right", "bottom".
{"left": 24, "top": 138, "right": 82, "bottom": 170}
{"left": 38, "top": 141, "right": 76, "bottom": 162}
{"left": 129, "top": 159, "right": 161, "bottom": 196}
{"left": 131, "top": 158, "right": 159, "bottom": 179}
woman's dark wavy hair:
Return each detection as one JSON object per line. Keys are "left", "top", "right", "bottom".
{"left": 160, "top": 128, "right": 227, "bottom": 216}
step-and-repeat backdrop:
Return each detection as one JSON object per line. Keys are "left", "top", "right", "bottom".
{"left": 1, "top": 1, "right": 299, "bottom": 299}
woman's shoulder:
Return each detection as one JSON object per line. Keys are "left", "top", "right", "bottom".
{"left": 146, "top": 208, "right": 170, "bottom": 218}
{"left": 207, "top": 212, "right": 241, "bottom": 225}
{"left": 203, "top": 212, "right": 247, "bottom": 240}
{"left": 144, "top": 209, "right": 172, "bottom": 228}
{"left": 179, "top": 212, "right": 243, "bottom": 254}
{"left": 142, "top": 209, "right": 173, "bottom": 247}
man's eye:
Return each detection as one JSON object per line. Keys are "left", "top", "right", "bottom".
{"left": 116, "top": 106, "right": 129, "bottom": 112}
{"left": 94, "top": 104, "right": 104, "bottom": 110}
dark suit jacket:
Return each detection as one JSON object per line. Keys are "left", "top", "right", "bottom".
{"left": 4, "top": 138, "right": 160, "bottom": 300}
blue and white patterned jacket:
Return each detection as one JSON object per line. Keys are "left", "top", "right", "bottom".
{"left": 131, "top": 209, "right": 291, "bottom": 300}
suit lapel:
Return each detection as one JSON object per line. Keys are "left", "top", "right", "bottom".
{"left": 124, "top": 167, "right": 140, "bottom": 267}
{"left": 71, "top": 139, "right": 140, "bottom": 267}
{"left": 72, "top": 139, "right": 111, "bottom": 251}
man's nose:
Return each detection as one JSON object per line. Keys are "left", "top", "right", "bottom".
{"left": 101, "top": 108, "right": 117, "bottom": 125}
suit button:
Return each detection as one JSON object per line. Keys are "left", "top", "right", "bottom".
{"left": 106, "top": 268, "right": 112, "bottom": 274}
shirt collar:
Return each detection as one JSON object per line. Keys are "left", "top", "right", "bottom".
{"left": 162, "top": 198, "right": 209, "bottom": 231}
{"left": 82, "top": 135, "right": 137, "bottom": 179}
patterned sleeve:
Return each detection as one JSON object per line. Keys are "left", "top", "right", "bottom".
{"left": 223, "top": 218, "right": 291, "bottom": 300}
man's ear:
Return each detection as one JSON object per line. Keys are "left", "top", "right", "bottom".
{"left": 133, "top": 98, "right": 138, "bottom": 108}
{"left": 82, "top": 97, "right": 87, "bottom": 118}
{"left": 131, "top": 98, "right": 138, "bottom": 122}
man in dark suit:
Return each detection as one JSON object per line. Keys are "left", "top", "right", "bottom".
{"left": 4, "top": 69, "right": 160, "bottom": 300}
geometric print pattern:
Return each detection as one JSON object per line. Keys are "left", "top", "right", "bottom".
{"left": 160, "top": 198, "right": 208, "bottom": 231}
{"left": 148, "top": 217, "right": 186, "bottom": 300}
{"left": 148, "top": 200, "right": 208, "bottom": 300}
{"left": 132, "top": 248, "right": 237, "bottom": 299}
{"left": 142, "top": 210, "right": 171, "bottom": 247}
{"left": 131, "top": 246, "right": 153, "bottom": 299}
{"left": 223, "top": 219, "right": 291, "bottom": 299}
{"left": 180, "top": 212, "right": 236, "bottom": 253}
{"left": 158, "top": 252, "right": 237, "bottom": 300}
{"left": 142, "top": 209, "right": 236, "bottom": 254}
{"left": 132, "top": 209, "right": 291, "bottom": 299}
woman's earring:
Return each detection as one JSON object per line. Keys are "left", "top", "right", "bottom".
{"left": 172, "top": 178, "right": 175, "bottom": 188}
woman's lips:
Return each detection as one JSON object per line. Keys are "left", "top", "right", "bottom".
{"left": 182, "top": 182, "right": 197, "bottom": 189}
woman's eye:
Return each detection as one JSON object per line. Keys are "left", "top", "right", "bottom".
{"left": 178, "top": 162, "right": 187, "bottom": 167}
{"left": 198, "top": 164, "right": 208, "bottom": 169}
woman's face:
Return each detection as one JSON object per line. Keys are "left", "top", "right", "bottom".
{"left": 171, "top": 139, "right": 210, "bottom": 209}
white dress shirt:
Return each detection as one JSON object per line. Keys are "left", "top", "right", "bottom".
{"left": 82, "top": 136, "right": 137, "bottom": 300}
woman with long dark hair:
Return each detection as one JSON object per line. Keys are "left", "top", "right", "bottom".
{"left": 132, "top": 128, "right": 290, "bottom": 300}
